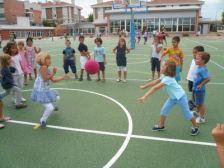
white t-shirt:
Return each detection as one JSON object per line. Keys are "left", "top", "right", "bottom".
{"left": 187, "top": 59, "right": 198, "bottom": 82}
{"left": 151, "top": 44, "right": 163, "bottom": 59}
{"left": 11, "top": 54, "right": 23, "bottom": 75}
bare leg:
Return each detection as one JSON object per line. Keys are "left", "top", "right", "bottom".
{"left": 34, "top": 68, "right": 37, "bottom": 79}
{"left": 102, "top": 70, "right": 105, "bottom": 80}
{"left": 118, "top": 71, "right": 121, "bottom": 80}
{"left": 157, "top": 71, "right": 160, "bottom": 79}
{"left": 159, "top": 115, "right": 166, "bottom": 127}
{"left": 124, "top": 71, "right": 127, "bottom": 80}
{"left": 191, "top": 118, "right": 198, "bottom": 127}
{"left": 198, "top": 105, "right": 205, "bottom": 117}
{"left": 152, "top": 71, "right": 155, "bottom": 80}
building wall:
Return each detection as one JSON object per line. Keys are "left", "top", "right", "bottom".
{"left": 46, "top": 8, "right": 53, "bottom": 20}
{"left": 56, "top": 7, "right": 63, "bottom": 24}
{"left": 33, "top": 10, "right": 41, "bottom": 25}
{"left": 4, "top": 0, "right": 25, "bottom": 24}
{"left": 0, "top": 0, "right": 5, "bottom": 23}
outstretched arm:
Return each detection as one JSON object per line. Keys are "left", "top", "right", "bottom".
{"left": 138, "top": 82, "right": 164, "bottom": 103}
{"left": 140, "top": 78, "right": 161, "bottom": 90}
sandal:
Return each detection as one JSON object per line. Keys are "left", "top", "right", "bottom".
{"left": 0, "top": 116, "right": 11, "bottom": 122}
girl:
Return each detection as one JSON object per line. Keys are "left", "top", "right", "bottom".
{"left": 31, "top": 52, "right": 69, "bottom": 128}
{"left": 113, "top": 38, "right": 130, "bottom": 83}
{"left": 6, "top": 42, "right": 26, "bottom": 103}
{"left": 0, "top": 54, "right": 27, "bottom": 109}
{"left": 26, "top": 37, "right": 41, "bottom": 80}
{"left": 138, "top": 61, "right": 199, "bottom": 136}
{"left": 151, "top": 36, "right": 163, "bottom": 80}
{"left": 18, "top": 41, "right": 31, "bottom": 85}
{"left": 94, "top": 38, "right": 106, "bottom": 82}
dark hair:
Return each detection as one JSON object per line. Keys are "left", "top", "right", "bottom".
{"left": 5, "top": 42, "right": 18, "bottom": 56}
{"left": 26, "top": 37, "right": 33, "bottom": 44}
{"left": 193, "top": 46, "right": 204, "bottom": 52}
{"left": 172, "top": 36, "right": 180, "bottom": 43}
{"left": 79, "top": 35, "right": 85, "bottom": 40}
{"left": 0, "top": 54, "right": 11, "bottom": 68}
{"left": 199, "top": 52, "right": 210, "bottom": 64}
{"left": 3, "top": 45, "right": 8, "bottom": 54}
{"left": 94, "top": 37, "right": 103, "bottom": 44}
{"left": 66, "top": 39, "right": 71, "bottom": 43}
{"left": 164, "top": 61, "right": 176, "bottom": 77}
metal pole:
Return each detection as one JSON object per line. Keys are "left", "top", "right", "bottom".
{"left": 130, "top": 8, "right": 135, "bottom": 49}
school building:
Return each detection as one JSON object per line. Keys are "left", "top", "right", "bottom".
{"left": 91, "top": 0, "right": 204, "bottom": 35}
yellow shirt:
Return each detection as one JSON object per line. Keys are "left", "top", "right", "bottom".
{"left": 165, "top": 47, "right": 184, "bottom": 65}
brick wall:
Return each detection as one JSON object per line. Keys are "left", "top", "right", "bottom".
{"left": 4, "top": 0, "right": 25, "bottom": 24}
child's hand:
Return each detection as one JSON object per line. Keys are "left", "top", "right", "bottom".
{"left": 138, "top": 96, "right": 147, "bottom": 103}
{"left": 53, "top": 67, "right": 58, "bottom": 74}
{"left": 104, "top": 61, "right": 107, "bottom": 65}
{"left": 212, "top": 124, "right": 224, "bottom": 145}
{"left": 197, "top": 84, "right": 203, "bottom": 90}
{"left": 140, "top": 85, "right": 145, "bottom": 90}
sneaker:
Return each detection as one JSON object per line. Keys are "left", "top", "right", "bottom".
{"left": 22, "top": 98, "right": 26, "bottom": 102}
{"left": 123, "top": 80, "right": 127, "bottom": 83}
{"left": 192, "top": 111, "right": 199, "bottom": 118}
{"left": 54, "top": 106, "right": 59, "bottom": 111}
{"left": 96, "top": 78, "right": 101, "bottom": 82}
{"left": 152, "top": 125, "right": 166, "bottom": 131}
{"left": 79, "top": 77, "right": 83, "bottom": 81}
{"left": 191, "top": 127, "right": 199, "bottom": 136}
{"left": 116, "top": 79, "right": 121, "bottom": 82}
{"left": 196, "top": 117, "right": 206, "bottom": 124}
{"left": 75, "top": 76, "right": 79, "bottom": 80}
{"left": 40, "top": 121, "right": 47, "bottom": 128}
{"left": 87, "top": 77, "right": 92, "bottom": 81}
{"left": 0, "top": 124, "right": 5, "bottom": 129}
{"left": 15, "top": 104, "right": 27, "bottom": 109}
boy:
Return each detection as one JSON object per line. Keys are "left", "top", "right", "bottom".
{"left": 94, "top": 38, "right": 106, "bottom": 82}
{"left": 160, "top": 36, "right": 184, "bottom": 82}
{"left": 63, "top": 40, "right": 78, "bottom": 79}
{"left": 187, "top": 46, "right": 204, "bottom": 110}
{"left": 78, "top": 35, "right": 91, "bottom": 81}
{"left": 151, "top": 36, "right": 163, "bottom": 80}
{"left": 193, "top": 52, "right": 210, "bottom": 124}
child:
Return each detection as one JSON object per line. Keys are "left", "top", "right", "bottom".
{"left": 63, "top": 39, "right": 78, "bottom": 79}
{"left": 186, "top": 46, "right": 204, "bottom": 110}
{"left": 0, "top": 101, "right": 10, "bottom": 129}
{"left": 26, "top": 37, "right": 41, "bottom": 80}
{"left": 142, "top": 30, "right": 148, "bottom": 45}
{"left": 113, "top": 38, "right": 130, "bottom": 83}
{"left": 212, "top": 124, "right": 224, "bottom": 168}
{"left": 160, "top": 36, "right": 184, "bottom": 82}
{"left": 6, "top": 42, "right": 26, "bottom": 103}
{"left": 78, "top": 35, "right": 91, "bottom": 81}
{"left": 31, "top": 52, "right": 69, "bottom": 128}
{"left": 18, "top": 41, "right": 32, "bottom": 85}
{"left": 151, "top": 36, "right": 163, "bottom": 80}
{"left": 138, "top": 61, "right": 199, "bottom": 136}
{"left": 94, "top": 38, "right": 106, "bottom": 82}
{"left": 193, "top": 52, "right": 210, "bottom": 124}
{"left": 0, "top": 54, "right": 27, "bottom": 109}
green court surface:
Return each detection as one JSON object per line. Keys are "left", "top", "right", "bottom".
{"left": 0, "top": 36, "right": 223, "bottom": 168}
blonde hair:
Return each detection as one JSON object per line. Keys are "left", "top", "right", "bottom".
{"left": 36, "top": 52, "right": 51, "bottom": 66}
{"left": 163, "top": 61, "right": 176, "bottom": 77}
{"left": 18, "top": 41, "right": 24, "bottom": 46}
{"left": 0, "top": 54, "right": 11, "bottom": 68}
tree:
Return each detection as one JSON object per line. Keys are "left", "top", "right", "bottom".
{"left": 222, "top": 11, "right": 224, "bottom": 25}
{"left": 88, "top": 14, "right": 93, "bottom": 22}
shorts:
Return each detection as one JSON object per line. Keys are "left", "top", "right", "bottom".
{"left": 175, "top": 65, "right": 181, "bottom": 82}
{"left": 64, "top": 59, "right": 77, "bottom": 74}
{"left": 117, "top": 66, "right": 127, "bottom": 72}
{"left": 80, "top": 56, "right": 88, "bottom": 69}
{"left": 193, "top": 91, "right": 205, "bottom": 106}
{"left": 161, "top": 95, "right": 193, "bottom": 120}
{"left": 188, "top": 81, "right": 193, "bottom": 92}
{"left": 151, "top": 57, "right": 160, "bottom": 72}
{"left": 98, "top": 62, "right": 105, "bottom": 71}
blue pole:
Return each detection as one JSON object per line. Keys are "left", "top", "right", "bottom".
{"left": 130, "top": 8, "right": 135, "bottom": 49}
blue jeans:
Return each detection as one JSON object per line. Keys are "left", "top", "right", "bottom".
{"left": 161, "top": 95, "right": 193, "bottom": 120}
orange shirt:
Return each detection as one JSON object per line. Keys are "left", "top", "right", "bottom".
{"left": 165, "top": 47, "right": 184, "bottom": 65}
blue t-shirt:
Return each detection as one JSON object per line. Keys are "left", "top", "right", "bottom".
{"left": 63, "top": 47, "right": 75, "bottom": 60}
{"left": 193, "top": 66, "right": 210, "bottom": 92}
{"left": 94, "top": 47, "right": 105, "bottom": 62}
{"left": 160, "top": 75, "right": 185, "bottom": 100}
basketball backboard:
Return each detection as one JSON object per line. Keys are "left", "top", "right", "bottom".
{"left": 112, "top": 0, "right": 145, "bottom": 9}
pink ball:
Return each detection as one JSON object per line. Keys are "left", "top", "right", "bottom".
{"left": 85, "top": 60, "right": 99, "bottom": 75}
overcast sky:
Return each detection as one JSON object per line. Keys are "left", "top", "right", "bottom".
{"left": 32, "top": 0, "right": 224, "bottom": 19}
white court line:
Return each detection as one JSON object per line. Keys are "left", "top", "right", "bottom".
{"left": 186, "top": 39, "right": 218, "bottom": 50}
{"left": 210, "top": 60, "right": 224, "bottom": 70}
{"left": 7, "top": 120, "right": 216, "bottom": 147}
{"left": 23, "top": 88, "right": 133, "bottom": 168}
